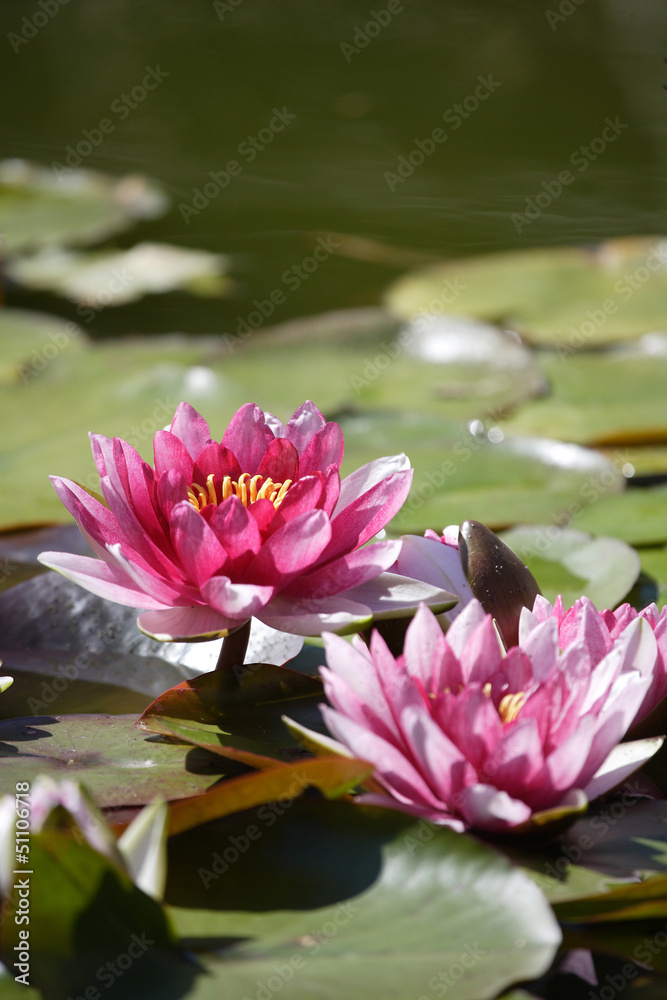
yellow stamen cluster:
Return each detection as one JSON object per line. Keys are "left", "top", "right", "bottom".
{"left": 186, "top": 472, "right": 293, "bottom": 512}
{"left": 497, "top": 691, "right": 527, "bottom": 725}
{"left": 482, "top": 683, "right": 527, "bottom": 724}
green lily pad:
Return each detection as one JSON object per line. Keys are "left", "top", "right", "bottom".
{"left": 0, "top": 715, "right": 230, "bottom": 807}
{"left": 0, "top": 334, "right": 248, "bottom": 527}
{"left": 499, "top": 526, "right": 641, "bottom": 608}
{"left": 599, "top": 445, "right": 667, "bottom": 477}
{"left": 218, "top": 308, "right": 544, "bottom": 424}
{"left": 554, "top": 873, "right": 667, "bottom": 924}
{"left": 0, "top": 308, "right": 87, "bottom": 386}
{"left": 332, "top": 411, "right": 624, "bottom": 534}
{"left": 0, "top": 325, "right": 626, "bottom": 538}
{"left": 503, "top": 352, "right": 667, "bottom": 446}
{"left": 166, "top": 798, "right": 561, "bottom": 1000}
{"left": 0, "top": 158, "right": 167, "bottom": 253}
{"left": 7, "top": 243, "right": 232, "bottom": 306}
{"left": 574, "top": 487, "right": 667, "bottom": 547}
{"left": 384, "top": 237, "right": 667, "bottom": 347}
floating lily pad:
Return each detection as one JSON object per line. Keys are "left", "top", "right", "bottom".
{"left": 332, "top": 412, "right": 624, "bottom": 534}
{"left": 167, "top": 756, "right": 374, "bottom": 836}
{"left": 139, "top": 665, "right": 325, "bottom": 764}
{"left": 0, "top": 714, "right": 228, "bottom": 808}
{"left": 499, "top": 526, "right": 641, "bottom": 609}
{"left": 0, "top": 308, "right": 87, "bottom": 386}
{"left": 384, "top": 237, "right": 667, "bottom": 347}
{"left": 166, "top": 798, "right": 561, "bottom": 1000}
{"left": 503, "top": 353, "right": 667, "bottom": 446}
{"left": 7, "top": 243, "right": 232, "bottom": 306}
{"left": 574, "top": 487, "right": 667, "bottom": 547}
{"left": 598, "top": 445, "right": 667, "bottom": 478}
{"left": 400, "top": 313, "right": 545, "bottom": 405}
{"left": 220, "top": 309, "right": 544, "bottom": 423}
{"left": 0, "top": 335, "right": 248, "bottom": 527}
{"left": 0, "top": 159, "right": 167, "bottom": 252}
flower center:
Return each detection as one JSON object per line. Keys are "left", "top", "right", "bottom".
{"left": 482, "top": 684, "right": 527, "bottom": 724}
{"left": 497, "top": 691, "right": 527, "bottom": 725}
{"left": 186, "top": 472, "right": 293, "bottom": 512}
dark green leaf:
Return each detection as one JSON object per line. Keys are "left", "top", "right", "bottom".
{"left": 166, "top": 797, "right": 561, "bottom": 1000}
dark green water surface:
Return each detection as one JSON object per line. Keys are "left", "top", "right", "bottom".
{"left": 0, "top": 0, "right": 665, "bottom": 335}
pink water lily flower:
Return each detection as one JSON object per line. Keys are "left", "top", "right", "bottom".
{"left": 38, "top": 401, "right": 454, "bottom": 640}
{"left": 308, "top": 600, "right": 663, "bottom": 832}
{"left": 393, "top": 526, "right": 472, "bottom": 625}
{"left": 527, "top": 595, "right": 667, "bottom": 728}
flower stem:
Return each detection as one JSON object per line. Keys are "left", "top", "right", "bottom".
{"left": 215, "top": 619, "right": 251, "bottom": 671}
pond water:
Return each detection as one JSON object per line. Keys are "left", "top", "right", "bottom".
{"left": 1, "top": 0, "right": 665, "bottom": 337}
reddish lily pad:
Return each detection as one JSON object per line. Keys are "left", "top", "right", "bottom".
{"left": 168, "top": 756, "right": 374, "bottom": 836}
{"left": 139, "top": 665, "right": 326, "bottom": 764}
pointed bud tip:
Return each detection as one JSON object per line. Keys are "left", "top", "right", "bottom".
{"left": 458, "top": 520, "right": 541, "bottom": 648}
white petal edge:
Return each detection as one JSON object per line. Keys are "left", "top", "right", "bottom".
{"left": 584, "top": 736, "right": 665, "bottom": 802}
{"left": 118, "top": 799, "right": 169, "bottom": 901}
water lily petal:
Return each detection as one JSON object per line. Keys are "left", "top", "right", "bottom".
{"left": 286, "top": 540, "right": 401, "bottom": 599}
{"left": 458, "top": 784, "right": 533, "bottom": 831}
{"left": 324, "top": 471, "right": 414, "bottom": 565}
{"left": 37, "top": 552, "right": 167, "bottom": 609}
{"left": 396, "top": 534, "right": 472, "bottom": 622}
{"left": 321, "top": 706, "right": 446, "bottom": 811}
{"left": 170, "top": 501, "right": 228, "bottom": 587}
{"left": 138, "top": 604, "right": 239, "bottom": 641}
{"left": 201, "top": 577, "right": 274, "bottom": 619}
{"left": 246, "top": 509, "right": 332, "bottom": 585}
{"left": 335, "top": 454, "right": 411, "bottom": 514}
{"left": 222, "top": 402, "right": 274, "bottom": 474}
{"left": 169, "top": 401, "right": 212, "bottom": 459}
{"left": 208, "top": 496, "right": 262, "bottom": 568}
{"left": 153, "top": 429, "right": 194, "bottom": 482}
{"left": 284, "top": 400, "right": 326, "bottom": 453}
{"left": 256, "top": 437, "right": 300, "bottom": 483}
{"left": 298, "top": 422, "right": 344, "bottom": 477}
{"left": 584, "top": 737, "right": 665, "bottom": 802}
{"left": 192, "top": 443, "right": 242, "bottom": 486}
